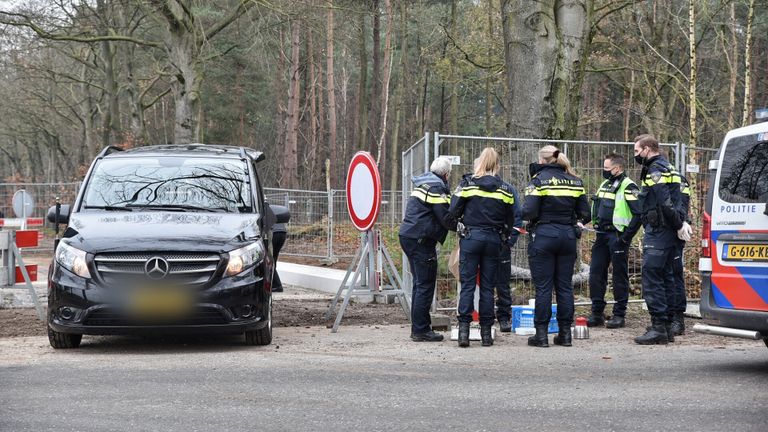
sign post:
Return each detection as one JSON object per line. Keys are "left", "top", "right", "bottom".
{"left": 325, "top": 151, "right": 411, "bottom": 332}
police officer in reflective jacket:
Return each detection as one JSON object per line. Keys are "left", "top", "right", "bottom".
{"left": 523, "top": 145, "right": 591, "bottom": 348}
{"left": 670, "top": 172, "right": 693, "bottom": 336}
{"left": 633, "top": 134, "right": 684, "bottom": 345}
{"left": 449, "top": 147, "right": 518, "bottom": 347}
{"left": 399, "top": 157, "right": 456, "bottom": 342}
{"left": 587, "top": 153, "right": 641, "bottom": 329}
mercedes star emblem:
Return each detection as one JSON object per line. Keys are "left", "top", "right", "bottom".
{"left": 144, "top": 256, "right": 170, "bottom": 280}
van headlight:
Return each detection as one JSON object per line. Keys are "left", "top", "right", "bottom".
{"left": 55, "top": 242, "right": 91, "bottom": 279}
{"left": 226, "top": 242, "right": 264, "bottom": 276}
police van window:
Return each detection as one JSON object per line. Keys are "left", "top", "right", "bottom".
{"left": 719, "top": 135, "right": 768, "bottom": 204}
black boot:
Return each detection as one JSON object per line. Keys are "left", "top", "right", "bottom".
{"left": 481, "top": 325, "right": 493, "bottom": 347}
{"left": 458, "top": 322, "right": 470, "bottom": 348}
{"left": 527, "top": 325, "right": 549, "bottom": 348}
{"left": 498, "top": 318, "right": 512, "bottom": 333}
{"left": 553, "top": 327, "right": 572, "bottom": 347}
{"left": 587, "top": 314, "right": 605, "bottom": 327}
{"left": 669, "top": 312, "right": 685, "bottom": 336}
{"left": 635, "top": 317, "right": 669, "bottom": 345}
{"left": 605, "top": 316, "right": 625, "bottom": 329}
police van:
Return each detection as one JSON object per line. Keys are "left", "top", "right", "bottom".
{"left": 695, "top": 113, "right": 768, "bottom": 347}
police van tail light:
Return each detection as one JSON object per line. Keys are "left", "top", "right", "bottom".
{"left": 702, "top": 211, "right": 711, "bottom": 258}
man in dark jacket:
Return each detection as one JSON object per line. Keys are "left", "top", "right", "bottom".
{"left": 633, "top": 134, "right": 684, "bottom": 345}
{"left": 399, "top": 157, "right": 455, "bottom": 342}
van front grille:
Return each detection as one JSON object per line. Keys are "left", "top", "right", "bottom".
{"left": 93, "top": 252, "right": 221, "bottom": 286}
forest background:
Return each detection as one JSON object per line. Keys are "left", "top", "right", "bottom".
{"left": 0, "top": 0, "right": 764, "bottom": 190}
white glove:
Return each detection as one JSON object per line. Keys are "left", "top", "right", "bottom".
{"left": 677, "top": 221, "right": 692, "bottom": 242}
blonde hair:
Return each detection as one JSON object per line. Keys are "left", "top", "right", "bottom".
{"left": 473, "top": 147, "right": 499, "bottom": 177}
{"left": 538, "top": 145, "right": 577, "bottom": 176}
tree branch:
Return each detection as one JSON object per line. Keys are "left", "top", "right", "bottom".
{"left": 0, "top": 11, "right": 162, "bottom": 48}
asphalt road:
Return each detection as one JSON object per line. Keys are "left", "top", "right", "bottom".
{"left": 1, "top": 326, "right": 766, "bottom": 432}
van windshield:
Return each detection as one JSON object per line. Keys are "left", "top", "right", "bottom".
{"left": 719, "top": 135, "right": 768, "bottom": 204}
{"left": 82, "top": 157, "right": 252, "bottom": 213}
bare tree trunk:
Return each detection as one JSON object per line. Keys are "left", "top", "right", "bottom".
{"left": 376, "top": 0, "right": 393, "bottom": 183}
{"left": 369, "top": 0, "right": 381, "bottom": 156}
{"left": 283, "top": 21, "right": 301, "bottom": 189}
{"left": 624, "top": 70, "right": 634, "bottom": 142}
{"left": 273, "top": 27, "right": 287, "bottom": 168}
{"left": 727, "top": 2, "right": 738, "bottom": 130}
{"left": 450, "top": 0, "right": 459, "bottom": 139}
{"left": 389, "top": 0, "right": 407, "bottom": 192}
{"left": 501, "top": 0, "right": 594, "bottom": 139}
{"left": 308, "top": 27, "right": 318, "bottom": 190}
{"left": 485, "top": 0, "right": 493, "bottom": 135}
{"left": 96, "top": 0, "right": 121, "bottom": 147}
{"left": 688, "top": 0, "right": 697, "bottom": 147}
{"left": 741, "top": 0, "right": 756, "bottom": 126}
{"left": 326, "top": 0, "right": 338, "bottom": 189}
{"left": 357, "top": 11, "right": 369, "bottom": 154}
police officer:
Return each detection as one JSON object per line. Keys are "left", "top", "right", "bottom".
{"left": 496, "top": 179, "right": 522, "bottom": 333}
{"left": 523, "top": 145, "right": 590, "bottom": 348}
{"left": 470, "top": 158, "right": 523, "bottom": 333}
{"left": 449, "top": 147, "right": 518, "bottom": 347}
{"left": 633, "top": 134, "right": 684, "bottom": 345}
{"left": 399, "top": 157, "right": 455, "bottom": 342}
{"left": 670, "top": 172, "right": 693, "bottom": 336}
{"left": 586, "top": 153, "right": 641, "bottom": 329}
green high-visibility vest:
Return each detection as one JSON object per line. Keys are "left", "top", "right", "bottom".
{"left": 595, "top": 177, "right": 635, "bottom": 232}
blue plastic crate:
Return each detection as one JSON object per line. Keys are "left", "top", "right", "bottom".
{"left": 511, "top": 305, "right": 559, "bottom": 333}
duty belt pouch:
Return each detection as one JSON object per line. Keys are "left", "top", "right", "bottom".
{"left": 573, "top": 224, "right": 582, "bottom": 239}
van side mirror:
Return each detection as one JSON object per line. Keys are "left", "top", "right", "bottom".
{"left": 269, "top": 204, "right": 291, "bottom": 224}
{"left": 47, "top": 204, "right": 70, "bottom": 225}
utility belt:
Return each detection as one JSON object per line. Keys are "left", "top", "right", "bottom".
{"left": 597, "top": 221, "right": 617, "bottom": 232}
{"left": 458, "top": 224, "right": 505, "bottom": 241}
{"left": 528, "top": 219, "right": 581, "bottom": 239}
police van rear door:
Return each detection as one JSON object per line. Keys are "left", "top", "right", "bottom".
{"left": 709, "top": 126, "right": 768, "bottom": 312}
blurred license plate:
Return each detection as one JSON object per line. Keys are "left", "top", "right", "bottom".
{"left": 129, "top": 287, "right": 193, "bottom": 317}
{"left": 723, "top": 244, "right": 768, "bottom": 261}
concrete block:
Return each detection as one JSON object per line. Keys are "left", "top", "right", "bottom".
{"left": 430, "top": 313, "right": 451, "bottom": 331}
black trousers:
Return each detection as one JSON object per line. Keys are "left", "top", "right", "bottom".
{"left": 669, "top": 239, "right": 687, "bottom": 316}
{"left": 496, "top": 242, "right": 512, "bottom": 321}
{"left": 588, "top": 231, "right": 630, "bottom": 317}
{"left": 400, "top": 235, "right": 438, "bottom": 334}
{"left": 528, "top": 224, "right": 577, "bottom": 328}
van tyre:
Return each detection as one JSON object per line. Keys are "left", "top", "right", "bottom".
{"left": 48, "top": 327, "right": 82, "bottom": 349}
{"left": 245, "top": 297, "right": 272, "bottom": 346}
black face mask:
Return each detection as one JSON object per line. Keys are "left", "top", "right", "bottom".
{"left": 602, "top": 169, "right": 614, "bottom": 180}
{"left": 634, "top": 154, "right": 645, "bottom": 165}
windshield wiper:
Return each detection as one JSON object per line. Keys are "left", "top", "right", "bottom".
{"left": 125, "top": 204, "right": 224, "bottom": 213}
{"left": 83, "top": 205, "right": 133, "bottom": 212}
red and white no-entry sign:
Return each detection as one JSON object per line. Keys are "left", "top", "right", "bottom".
{"left": 346, "top": 151, "right": 381, "bottom": 232}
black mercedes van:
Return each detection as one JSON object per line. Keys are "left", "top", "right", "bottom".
{"left": 46, "top": 144, "right": 289, "bottom": 349}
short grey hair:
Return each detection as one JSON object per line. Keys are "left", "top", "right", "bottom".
{"left": 430, "top": 157, "right": 452, "bottom": 176}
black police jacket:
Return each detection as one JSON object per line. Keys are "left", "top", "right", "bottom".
{"left": 638, "top": 155, "right": 683, "bottom": 243}
{"left": 591, "top": 172, "right": 642, "bottom": 242}
{"left": 399, "top": 172, "right": 455, "bottom": 243}
{"left": 448, "top": 173, "right": 519, "bottom": 237}
{"left": 523, "top": 163, "right": 590, "bottom": 227}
